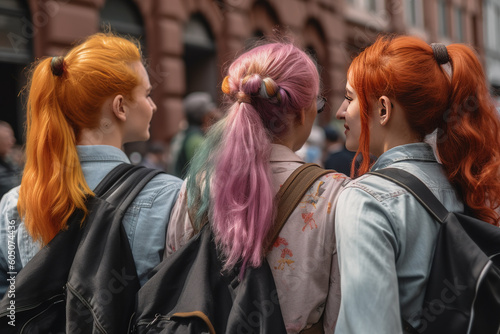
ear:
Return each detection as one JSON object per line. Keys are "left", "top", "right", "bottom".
{"left": 112, "top": 95, "right": 127, "bottom": 122}
{"left": 378, "top": 96, "right": 392, "bottom": 126}
{"left": 297, "top": 108, "right": 306, "bottom": 125}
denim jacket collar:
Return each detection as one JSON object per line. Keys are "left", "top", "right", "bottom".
{"left": 76, "top": 145, "right": 130, "bottom": 163}
{"left": 371, "top": 143, "right": 437, "bottom": 171}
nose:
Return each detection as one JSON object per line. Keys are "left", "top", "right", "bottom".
{"left": 150, "top": 98, "right": 157, "bottom": 114}
{"left": 336, "top": 99, "right": 348, "bottom": 120}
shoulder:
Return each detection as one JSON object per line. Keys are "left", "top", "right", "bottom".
{"left": 335, "top": 174, "right": 405, "bottom": 235}
{"left": 340, "top": 173, "right": 408, "bottom": 203}
{"left": 314, "top": 171, "right": 351, "bottom": 201}
{"left": 322, "top": 171, "right": 351, "bottom": 185}
{"left": 0, "top": 186, "right": 21, "bottom": 222}
{"left": 130, "top": 171, "right": 183, "bottom": 208}
{"left": 0, "top": 187, "right": 23, "bottom": 255}
{"left": 147, "top": 172, "right": 183, "bottom": 188}
{"left": 313, "top": 171, "right": 352, "bottom": 197}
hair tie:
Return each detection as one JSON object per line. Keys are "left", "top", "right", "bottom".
{"left": 430, "top": 43, "right": 450, "bottom": 65}
{"left": 259, "top": 77, "right": 281, "bottom": 104}
{"left": 222, "top": 76, "right": 231, "bottom": 94}
{"left": 259, "top": 81, "right": 270, "bottom": 99}
{"left": 237, "top": 92, "right": 251, "bottom": 104}
{"left": 51, "top": 56, "right": 65, "bottom": 77}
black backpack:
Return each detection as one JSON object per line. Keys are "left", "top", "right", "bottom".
{"left": 0, "top": 163, "right": 162, "bottom": 334}
{"left": 130, "top": 163, "right": 332, "bottom": 334}
{"left": 371, "top": 168, "right": 500, "bottom": 334}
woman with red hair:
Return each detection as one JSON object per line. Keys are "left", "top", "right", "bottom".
{"left": 335, "top": 35, "right": 500, "bottom": 333}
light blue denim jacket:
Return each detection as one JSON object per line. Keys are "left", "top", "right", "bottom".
{"left": 0, "top": 145, "right": 182, "bottom": 298}
{"left": 334, "top": 143, "right": 464, "bottom": 334}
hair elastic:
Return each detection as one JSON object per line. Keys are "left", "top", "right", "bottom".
{"left": 259, "top": 81, "right": 271, "bottom": 99}
{"left": 222, "top": 76, "right": 231, "bottom": 94}
{"left": 430, "top": 43, "right": 450, "bottom": 65}
{"left": 259, "top": 78, "right": 282, "bottom": 103}
{"left": 236, "top": 92, "right": 251, "bottom": 104}
{"left": 51, "top": 56, "right": 65, "bottom": 77}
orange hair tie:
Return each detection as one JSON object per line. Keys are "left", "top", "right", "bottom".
{"left": 222, "top": 76, "right": 231, "bottom": 94}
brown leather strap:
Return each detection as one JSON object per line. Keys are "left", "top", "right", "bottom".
{"left": 300, "top": 314, "right": 324, "bottom": 334}
{"left": 265, "top": 163, "right": 333, "bottom": 253}
{"left": 271, "top": 164, "right": 331, "bottom": 333}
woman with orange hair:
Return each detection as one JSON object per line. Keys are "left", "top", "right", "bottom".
{"left": 334, "top": 35, "right": 500, "bottom": 333}
{"left": 0, "top": 33, "right": 182, "bottom": 298}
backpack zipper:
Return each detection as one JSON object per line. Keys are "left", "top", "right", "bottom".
{"left": 66, "top": 282, "right": 108, "bottom": 334}
{"left": 134, "top": 313, "right": 171, "bottom": 329}
{"left": 0, "top": 292, "right": 65, "bottom": 316}
{"left": 20, "top": 298, "right": 65, "bottom": 333}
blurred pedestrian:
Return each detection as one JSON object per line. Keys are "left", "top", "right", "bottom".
{"left": 173, "top": 92, "right": 219, "bottom": 178}
{"left": 140, "top": 142, "right": 167, "bottom": 171}
{"left": 322, "top": 125, "right": 356, "bottom": 175}
{"left": 0, "top": 121, "right": 21, "bottom": 199}
{"left": 296, "top": 124, "right": 326, "bottom": 166}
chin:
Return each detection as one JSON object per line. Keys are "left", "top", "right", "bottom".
{"left": 138, "top": 132, "right": 150, "bottom": 142}
{"left": 345, "top": 143, "right": 358, "bottom": 152}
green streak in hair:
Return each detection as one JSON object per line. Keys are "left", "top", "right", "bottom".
{"left": 185, "top": 116, "right": 228, "bottom": 230}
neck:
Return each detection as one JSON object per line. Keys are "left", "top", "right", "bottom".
{"left": 374, "top": 133, "right": 421, "bottom": 157}
{"left": 77, "top": 127, "right": 123, "bottom": 149}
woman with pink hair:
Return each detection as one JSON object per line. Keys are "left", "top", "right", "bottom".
{"left": 166, "top": 41, "right": 349, "bottom": 333}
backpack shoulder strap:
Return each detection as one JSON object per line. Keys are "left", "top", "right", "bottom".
{"left": 369, "top": 168, "right": 449, "bottom": 223}
{"left": 266, "top": 163, "right": 334, "bottom": 252}
{"left": 369, "top": 169, "right": 458, "bottom": 334}
{"left": 92, "top": 163, "right": 136, "bottom": 197}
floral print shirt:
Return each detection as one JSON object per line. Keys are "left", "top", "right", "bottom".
{"left": 166, "top": 144, "right": 350, "bottom": 333}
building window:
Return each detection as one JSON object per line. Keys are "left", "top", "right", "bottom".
{"left": 346, "top": 0, "right": 382, "bottom": 13}
{"left": 454, "top": 6, "right": 463, "bottom": 42}
{"left": 497, "top": 5, "right": 500, "bottom": 51}
{"left": 0, "top": 0, "right": 31, "bottom": 63}
{"left": 367, "top": 0, "right": 376, "bottom": 12}
{"left": 183, "top": 14, "right": 217, "bottom": 101}
{"left": 437, "top": 0, "right": 449, "bottom": 38}
{"left": 405, "top": 0, "right": 424, "bottom": 28}
{"left": 0, "top": 0, "right": 32, "bottom": 144}
{"left": 100, "top": 0, "right": 144, "bottom": 40}
{"left": 483, "top": 0, "right": 495, "bottom": 51}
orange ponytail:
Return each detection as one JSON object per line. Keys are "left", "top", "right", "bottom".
{"left": 437, "top": 44, "right": 500, "bottom": 224}
{"left": 18, "top": 33, "right": 142, "bottom": 244}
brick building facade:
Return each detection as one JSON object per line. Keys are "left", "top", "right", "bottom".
{"left": 0, "top": 0, "right": 486, "bottom": 147}
{"left": 484, "top": 0, "right": 500, "bottom": 104}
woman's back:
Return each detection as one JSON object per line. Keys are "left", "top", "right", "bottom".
{"left": 0, "top": 145, "right": 181, "bottom": 298}
{"left": 167, "top": 144, "right": 348, "bottom": 333}
{"left": 334, "top": 35, "right": 500, "bottom": 333}
{"left": 167, "top": 41, "right": 349, "bottom": 333}
{"left": 335, "top": 143, "right": 463, "bottom": 333}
